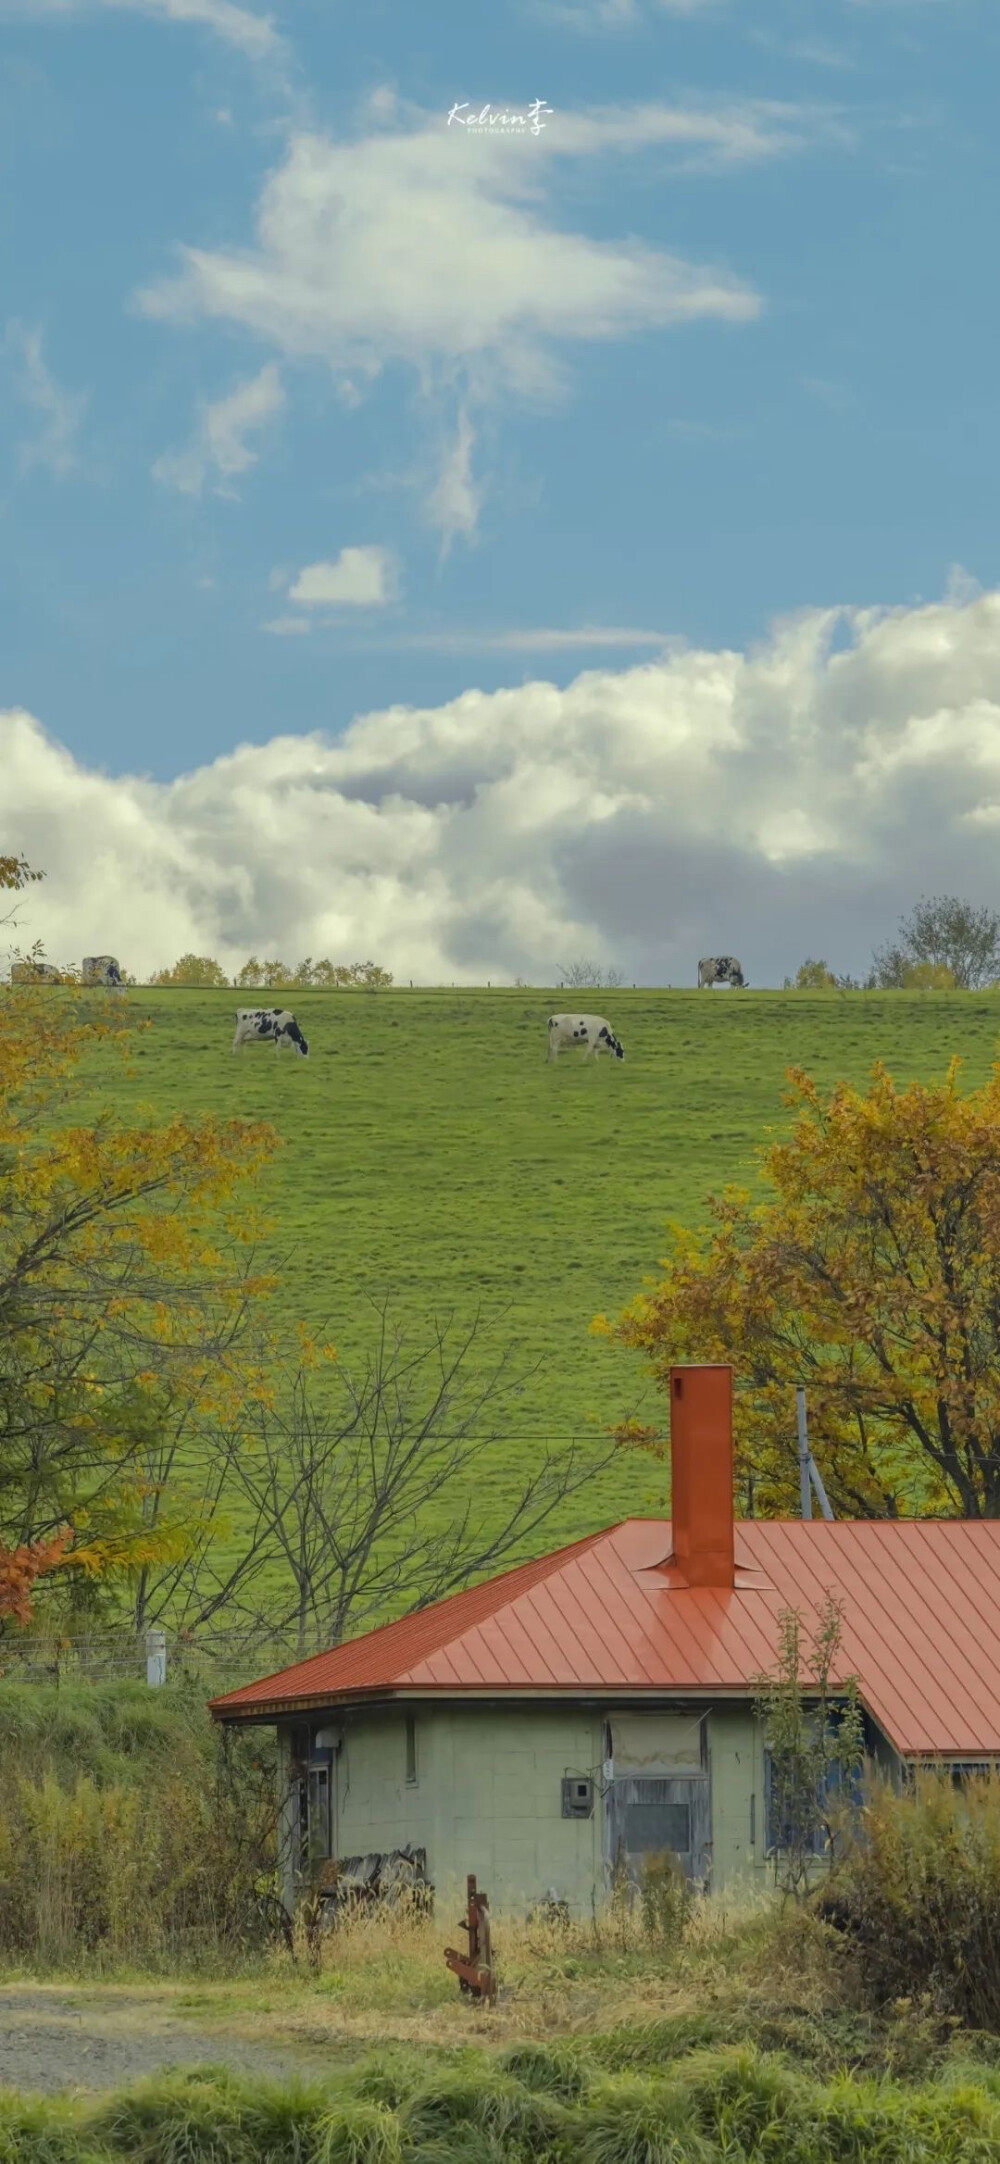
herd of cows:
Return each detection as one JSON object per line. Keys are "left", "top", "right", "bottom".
{"left": 6, "top": 957, "right": 749, "bottom": 1067}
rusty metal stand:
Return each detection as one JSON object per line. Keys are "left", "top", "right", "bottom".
{"left": 444, "top": 1873, "right": 496, "bottom": 2005}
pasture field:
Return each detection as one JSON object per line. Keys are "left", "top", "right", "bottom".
{"left": 68, "top": 986, "right": 1000, "bottom": 1549}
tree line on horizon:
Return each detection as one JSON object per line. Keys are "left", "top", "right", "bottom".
{"left": 6, "top": 864, "right": 1000, "bottom": 994}
{"left": 786, "top": 894, "right": 1000, "bottom": 992}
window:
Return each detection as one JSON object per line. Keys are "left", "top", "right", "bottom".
{"left": 307, "top": 1762, "right": 332, "bottom": 1863}
{"left": 763, "top": 1751, "right": 856, "bottom": 1858}
{"left": 405, "top": 1714, "right": 418, "bottom": 1786}
{"left": 624, "top": 1800, "right": 691, "bottom": 1855}
{"left": 943, "top": 1761, "right": 998, "bottom": 1789}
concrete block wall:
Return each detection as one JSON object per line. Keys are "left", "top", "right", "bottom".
{"left": 277, "top": 1696, "right": 895, "bottom": 1915}
{"left": 334, "top": 1703, "right": 605, "bottom": 1915}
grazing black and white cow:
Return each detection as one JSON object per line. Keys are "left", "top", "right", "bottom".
{"left": 547, "top": 1013, "right": 625, "bottom": 1062}
{"left": 232, "top": 1007, "right": 309, "bottom": 1057}
{"left": 83, "top": 955, "right": 125, "bottom": 988}
{"left": 697, "top": 956, "right": 746, "bottom": 989}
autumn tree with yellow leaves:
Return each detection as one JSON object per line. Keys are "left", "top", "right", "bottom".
{"left": 0, "top": 979, "right": 279, "bottom": 1622}
{"left": 599, "top": 1060, "right": 1000, "bottom": 1521}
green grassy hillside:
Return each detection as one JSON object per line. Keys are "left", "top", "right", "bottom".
{"left": 70, "top": 987, "right": 1000, "bottom": 1547}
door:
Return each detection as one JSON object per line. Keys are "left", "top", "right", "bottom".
{"left": 607, "top": 1774, "right": 711, "bottom": 1886}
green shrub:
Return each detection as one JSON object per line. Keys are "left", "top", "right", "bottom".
{"left": 824, "top": 1770, "right": 1000, "bottom": 2029}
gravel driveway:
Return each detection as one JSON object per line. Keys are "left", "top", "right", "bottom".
{"left": 0, "top": 1989, "right": 341, "bottom": 2096}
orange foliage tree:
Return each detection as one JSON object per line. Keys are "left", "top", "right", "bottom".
{"left": 596, "top": 1060, "right": 1000, "bottom": 1520}
{"left": 0, "top": 980, "right": 280, "bottom": 1622}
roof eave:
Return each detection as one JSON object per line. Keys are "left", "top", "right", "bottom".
{"left": 211, "top": 1680, "right": 850, "bottom": 1722}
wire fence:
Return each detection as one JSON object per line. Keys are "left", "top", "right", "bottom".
{"left": 0, "top": 1622, "right": 330, "bottom": 1695}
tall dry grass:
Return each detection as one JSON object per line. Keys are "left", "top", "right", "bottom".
{"left": 0, "top": 1680, "right": 279, "bottom": 1969}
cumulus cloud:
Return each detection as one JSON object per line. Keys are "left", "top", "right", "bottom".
{"left": 4, "top": 322, "right": 87, "bottom": 477}
{"left": 152, "top": 363, "right": 284, "bottom": 496}
{"left": 286, "top": 547, "right": 396, "bottom": 607}
{"left": 3, "top": 0, "right": 279, "bottom": 58}
{"left": 10, "top": 587, "right": 1000, "bottom": 989}
{"left": 137, "top": 114, "right": 765, "bottom": 399}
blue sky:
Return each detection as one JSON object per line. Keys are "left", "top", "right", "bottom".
{"left": 4, "top": 0, "right": 1000, "bottom": 987}
{"left": 4, "top": 0, "right": 997, "bottom": 776}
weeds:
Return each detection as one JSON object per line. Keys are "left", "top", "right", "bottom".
{"left": 824, "top": 1768, "right": 1000, "bottom": 2030}
{"left": 0, "top": 1684, "right": 278, "bottom": 1969}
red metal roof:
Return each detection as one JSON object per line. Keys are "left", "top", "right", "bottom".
{"left": 210, "top": 1517, "right": 1000, "bottom": 1758}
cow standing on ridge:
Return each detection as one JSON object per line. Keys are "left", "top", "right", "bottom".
{"left": 232, "top": 1008, "right": 309, "bottom": 1057}
{"left": 547, "top": 1014, "right": 625, "bottom": 1062}
{"left": 697, "top": 956, "right": 746, "bottom": 989}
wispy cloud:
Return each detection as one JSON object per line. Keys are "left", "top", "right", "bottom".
{"left": 548, "top": 100, "right": 842, "bottom": 167}
{"left": 152, "top": 363, "right": 284, "bottom": 497}
{"left": 544, "top": 0, "right": 719, "bottom": 26}
{"left": 286, "top": 547, "right": 397, "bottom": 606}
{"left": 2, "top": 0, "right": 280, "bottom": 59}
{"left": 398, "top": 625, "right": 673, "bottom": 653}
{"left": 802, "top": 375, "right": 858, "bottom": 415}
{"left": 4, "top": 322, "right": 86, "bottom": 477}
{"left": 137, "top": 107, "right": 774, "bottom": 546}
{"left": 427, "top": 410, "right": 480, "bottom": 551}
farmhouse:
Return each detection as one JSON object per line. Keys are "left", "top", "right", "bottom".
{"left": 210, "top": 1365, "right": 1000, "bottom": 1916}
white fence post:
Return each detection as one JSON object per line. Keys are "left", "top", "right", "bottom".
{"left": 146, "top": 1628, "right": 167, "bottom": 1687}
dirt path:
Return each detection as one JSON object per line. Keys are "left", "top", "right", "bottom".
{"left": 0, "top": 1987, "right": 346, "bottom": 2096}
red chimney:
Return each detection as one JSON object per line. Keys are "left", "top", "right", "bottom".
{"left": 669, "top": 1364, "right": 735, "bottom": 1589}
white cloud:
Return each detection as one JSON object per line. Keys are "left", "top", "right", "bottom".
{"left": 263, "top": 615, "right": 311, "bottom": 635}
{"left": 152, "top": 363, "right": 284, "bottom": 496}
{"left": 10, "top": 586, "right": 1000, "bottom": 988}
{"left": 397, "top": 626, "right": 672, "bottom": 652}
{"left": 3, "top": 0, "right": 279, "bottom": 58}
{"left": 4, "top": 322, "right": 86, "bottom": 477}
{"left": 136, "top": 98, "right": 831, "bottom": 545}
{"left": 427, "top": 410, "right": 480, "bottom": 550}
{"left": 287, "top": 547, "right": 396, "bottom": 606}
{"left": 550, "top": 101, "right": 831, "bottom": 166}
{"left": 545, "top": 0, "right": 727, "bottom": 24}
{"left": 137, "top": 114, "right": 764, "bottom": 400}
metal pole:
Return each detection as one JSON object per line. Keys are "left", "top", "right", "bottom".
{"left": 809, "top": 1454, "right": 835, "bottom": 1522}
{"left": 796, "top": 1387, "right": 812, "bottom": 1519}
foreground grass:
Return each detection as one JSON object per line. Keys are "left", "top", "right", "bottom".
{"left": 7, "top": 1902, "right": 1000, "bottom": 2154}
{"left": 69, "top": 986, "right": 1000, "bottom": 1545}
{"left": 3, "top": 2030, "right": 1000, "bottom": 2162}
